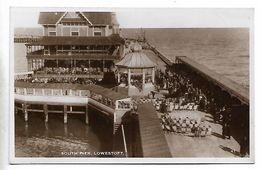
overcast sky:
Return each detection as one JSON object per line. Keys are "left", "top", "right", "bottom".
{"left": 11, "top": 8, "right": 253, "bottom": 28}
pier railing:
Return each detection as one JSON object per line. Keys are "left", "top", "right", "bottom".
{"left": 14, "top": 82, "right": 131, "bottom": 110}
{"left": 14, "top": 72, "right": 34, "bottom": 80}
{"left": 145, "top": 41, "right": 173, "bottom": 65}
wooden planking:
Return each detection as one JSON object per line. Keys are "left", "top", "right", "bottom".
{"left": 137, "top": 103, "right": 171, "bottom": 157}
{"left": 176, "top": 56, "right": 249, "bottom": 105}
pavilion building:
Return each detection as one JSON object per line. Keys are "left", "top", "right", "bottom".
{"left": 25, "top": 12, "right": 125, "bottom": 79}
{"left": 116, "top": 43, "right": 156, "bottom": 96}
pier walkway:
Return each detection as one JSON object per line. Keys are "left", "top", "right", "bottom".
{"left": 137, "top": 103, "right": 171, "bottom": 157}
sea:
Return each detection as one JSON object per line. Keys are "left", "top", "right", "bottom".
{"left": 14, "top": 28, "right": 249, "bottom": 157}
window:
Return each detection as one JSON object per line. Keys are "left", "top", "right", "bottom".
{"left": 48, "top": 31, "right": 56, "bottom": 36}
{"left": 71, "top": 31, "right": 79, "bottom": 36}
{"left": 94, "top": 31, "right": 102, "bottom": 37}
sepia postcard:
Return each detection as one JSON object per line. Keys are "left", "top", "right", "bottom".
{"left": 9, "top": 7, "right": 254, "bottom": 164}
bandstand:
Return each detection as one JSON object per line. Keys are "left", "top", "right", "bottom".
{"left": 116, "top": 44, "right": 156, "bottom": 96}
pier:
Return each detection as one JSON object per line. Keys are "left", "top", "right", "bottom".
{"left": 14, "top": 35, "right": 41, "bottom": 43}
{"left": 14, "top": 81, "right": 132, "bottom": 133}
{"left": 13, "top": 11, "right": 250, "bottom": 157}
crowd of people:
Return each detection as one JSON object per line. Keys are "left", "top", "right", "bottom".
{"left": 160, "top": 113, "right": 212, "bottom": 137}
{"left": 155, "top": 66, "right": 232, "bottom": 122}
{"left": 154, "top": 66, "right": 233, "bottom": 139}
{"left": 34, "top": 66, "right": 104, "bottom": 75}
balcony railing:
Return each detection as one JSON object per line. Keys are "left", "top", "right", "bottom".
{"left": 27, "top": 49, "right": 111, "bottom": 55}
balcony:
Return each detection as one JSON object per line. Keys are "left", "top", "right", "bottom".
{"left": 27, "top": 49, "right": 120, "bottom": 60}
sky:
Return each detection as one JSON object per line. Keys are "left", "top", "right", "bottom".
{"left": 10, "top": 8, "right": 253, "bottom": 28}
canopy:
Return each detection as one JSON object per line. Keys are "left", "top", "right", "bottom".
{"left": 116, "top": 52, "right": 156, "bottom": 69}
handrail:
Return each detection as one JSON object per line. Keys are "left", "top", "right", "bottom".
{"left": 121, "top": 124, "right": 128, "bottom": 157}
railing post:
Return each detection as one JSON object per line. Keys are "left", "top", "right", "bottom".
{"left": 79, "top": 90, "right": 82, "bottom": 97}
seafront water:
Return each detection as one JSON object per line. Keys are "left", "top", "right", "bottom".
{"left": 14, "top": 28, "right": 249, "bottom": 157}
{"left": 121, "top": 28, "right": 249, "bottom": 89}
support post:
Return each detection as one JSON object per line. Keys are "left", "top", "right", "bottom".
{"left": 128, "top": 68, "right": 131, "bottom": 86}
{"left": 64, "top": 105, "right": 68, "bottom": 124}
{"left": 118, "top": 71, "right": 120, "bottom": 83}
{"left": 24, "top": 104, "right": 28, "bottom": 122}
{"left": 85, "top": 105, "right": 89, "bottom": 125}
{"left": 64, "top": 124, "right": 68, "bottom": 137}
{"left": 142, "top": 68, "right": 145, "bottom": 90}
{"left": 152, "top": 67, "right": 155, "bottom": 83}
{"left": 102, "top": 60, "right": 105, "bottom": 72}
{"left": 15, "top": 106, "right": 18, "bottom": 114}
{"left": 44, "top": 104, "right": 48, "bottom": 123}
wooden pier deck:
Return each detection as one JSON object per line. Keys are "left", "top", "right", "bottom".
{"left": 137, "top": 103, "right": 171, "bottom": 157}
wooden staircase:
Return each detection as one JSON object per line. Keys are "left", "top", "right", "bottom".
{"left": 113, "top": 122, "right": 121, "bottom": 134}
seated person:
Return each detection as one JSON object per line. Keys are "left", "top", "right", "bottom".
{"left": 181, "top": 120, "right": 187, "bottom": 134}
{"left": 200, "top": 125, "right": 207, "bottom": 137}
{"left": 172, "top": 125, "right": 177, "bottom": 132}
{"left": 206, "top": 125, "right": 212, "bottom": 136}
{"left": 194, "top": 122, "right": 200, "bottom": 137}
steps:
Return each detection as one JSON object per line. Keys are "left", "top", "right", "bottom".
{"left": 113, "top": 122, "right": 121, "bottom": 134}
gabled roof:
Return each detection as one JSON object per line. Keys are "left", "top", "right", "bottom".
{"left": 38, "top": 12, "right": 65, "bottom": 25}
{"left": 28, "top": 34, "right": 125, "bottom": 46}
{"left": 82, "top": 12, "right": 119, "bottom": 25}
{"left": 38, "top": 12, "right": 119, "bottom": 26}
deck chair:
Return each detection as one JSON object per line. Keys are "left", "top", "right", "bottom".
{"left": 161, "top": 124, "right": 166, "bottom": 131}
{"left": 165, "top": 125, "right": 171, "bottom": 132}
{"left": 156, "top": 105, "right": 160, "bottom": 111}
{"left": 188, "top": 104, "right": 193, "bottom": 110}
{"left": 193, "top": 105, "right": 199, "bottom": 110}
{"left": 174, "top": 104, "right": 179, "bottom": 110}
{"left": 169, "top": 103, "right": 174, "bottom": 112}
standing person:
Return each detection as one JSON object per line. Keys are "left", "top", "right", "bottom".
{"left": 225, "top": 106, "right": 232, "bottom": 139}
{"left": 209, "top": 98, "right": 217, "bottom": 123}
{"left": 160, "top": 100, "right": 167, "bottom": 113}
{"left": 221, "top": 106, "right": 227, "bottom": 139}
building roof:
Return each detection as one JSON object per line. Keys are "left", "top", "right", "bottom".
{"left": 82, "top": 12, "right": 119, "bottom": 25}
{"left": 38, "top": 12, "right": 119, "bottom": 26}
{"left": 176, "top": 56, "right": 249, "bottom": 105}
{"left": 38, "top": 12, "right": 66, "bottom": 25}
{"left": 116, "top": 51, "right": 156, "bottom": 68}
{"left": 28, "top": 34, "right": 124, "bottom": 46}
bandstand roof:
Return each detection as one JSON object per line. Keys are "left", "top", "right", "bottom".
{"left": 116, "top": 52, "right": 156, "bottom": 69}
